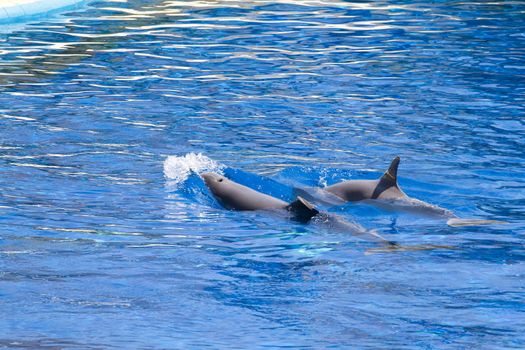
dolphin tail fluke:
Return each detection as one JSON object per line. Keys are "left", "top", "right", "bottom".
{"left": 446, "top": 218, "right": 508, "bottom": 227}
{"left": 366, "top": 229, "right": 391, "bottom": 243}
{"left": 286, "top": 196, "right": 319, "bottom": 223}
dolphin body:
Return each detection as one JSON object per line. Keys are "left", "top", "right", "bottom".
{"left": 200, "top": 172, "right": 388, "bottom": 242}
{"left": 321, "top": 157, "right": 505, "bottom": 227}
{"left": 201, "top": 172, "right": 319, "bottom": 223}
{"left": 200, "top": 171, "right": 459, "bottom": 252}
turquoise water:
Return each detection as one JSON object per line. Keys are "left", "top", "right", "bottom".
{"left": 0, "top": 1, "right": 524, "bottom": 348}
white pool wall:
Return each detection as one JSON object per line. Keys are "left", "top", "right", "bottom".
{"left": 0, "top": 0, "right": 84, "bottom": 23}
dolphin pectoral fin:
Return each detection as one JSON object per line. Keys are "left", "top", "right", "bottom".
{"left": 365, "top": 243, "right": 456, "bottom": 255}
{"left": 446, "top": 218, "right": 508, "bottom": 227}
{"left": 286, "top": 196, "right": 319, "bottom": 223}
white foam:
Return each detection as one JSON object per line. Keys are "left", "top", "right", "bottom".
{"left": 163, "top": 153, "right": 223, "bottom": 184}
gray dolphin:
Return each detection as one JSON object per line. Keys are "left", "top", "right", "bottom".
{"left": 201, "top": 172, "right": 389, "bottom": 242}
{"left": 201, "top": 172, "right": 318, "bottom": 223}
{"left": 201, "top": 172, "right": 457, "bottom": 252}
{"left": 325, "top": 156, "right": 405, "bottom": 202}
{"left": 322, "top": 157, "right": 506, "bottom": 226}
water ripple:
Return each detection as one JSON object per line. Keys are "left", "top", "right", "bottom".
{"left": 0, "top": 0, "right": 524, "bottom": 348}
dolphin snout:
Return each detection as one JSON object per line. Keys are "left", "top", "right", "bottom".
{"left": 201, "top": 172, "right": 224, "bottom": 185}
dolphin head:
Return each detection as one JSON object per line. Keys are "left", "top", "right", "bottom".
{"left": 201, "top": 172, "right": 246, "bottom": 210}
{"left": 201, "top": 172, "right": 229, "bottom": 196}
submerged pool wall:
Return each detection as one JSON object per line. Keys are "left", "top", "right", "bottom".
{"left": 0, "top": 0, "right": 84, "bottom": 23}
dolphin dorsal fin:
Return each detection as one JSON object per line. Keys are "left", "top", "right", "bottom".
{"left": 382, "top": 156, "right": 400, "bottom": 186}
{"left": 286, "top": 196, "right": 319, "bottom": 223}
{"left": 372, "top": 156, "right": 400, "bottom": 199}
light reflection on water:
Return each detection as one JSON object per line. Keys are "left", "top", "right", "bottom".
{"left": 0, "top": 0, "right": 524, "bottom": 348}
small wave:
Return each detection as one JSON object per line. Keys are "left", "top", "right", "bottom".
{"left": 163, "top": 152, "right": 223, "bottom": 184}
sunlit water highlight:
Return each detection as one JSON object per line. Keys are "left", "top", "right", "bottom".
{"left": 0, "top": 0, "right": 524, "bottom": 348}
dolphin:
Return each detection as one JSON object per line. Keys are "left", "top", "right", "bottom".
{"left": 201, "top": 172, "right": 319, "bottom": 223}
{"left": 200, "top": 172, "right": 390, "bottom": 242}
{"left": 201, "top": 171, "right": 457, "bottom": 252}
{"left": 320, "top": 157, "right": 506, "bottom": 227}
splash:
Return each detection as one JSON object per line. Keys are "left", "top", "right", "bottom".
{"left": 163, "top": 153, "right": 223, "bottom": 184}
{"left": 318, "top": 168, "right": 329, "bottom": 188}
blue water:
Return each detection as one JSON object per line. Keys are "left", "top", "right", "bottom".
{"left": 1, "top": 0, "right": 524, "bottom": 348}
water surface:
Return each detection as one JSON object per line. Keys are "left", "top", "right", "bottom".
{"left": 0, "top": 0, "right": 524, "bottom": 348}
